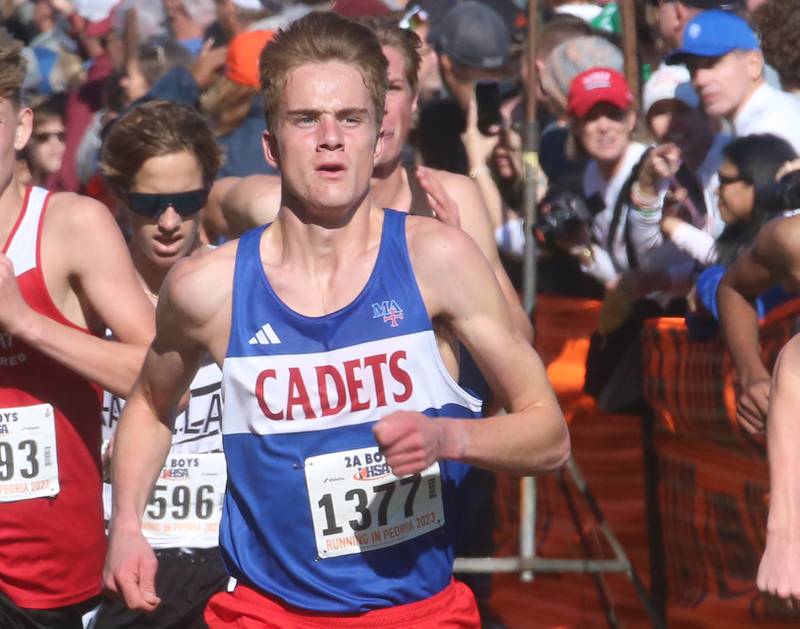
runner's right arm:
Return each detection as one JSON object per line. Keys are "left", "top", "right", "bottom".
{"left": 0, "top": 195, "right": 154, "bottom": 397}
{"left": 105, "top": 252, "right": 227, "bottom": 611}
{"left": 376, "top": 218, "right": 569, "bottom": 476}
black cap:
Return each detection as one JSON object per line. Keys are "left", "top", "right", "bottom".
{"left": 432, "top": 1, "right": 510, "bottom": 70}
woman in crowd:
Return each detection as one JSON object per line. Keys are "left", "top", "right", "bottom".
{"left": 687, "top": 133, "right": 798, "bottom": 339}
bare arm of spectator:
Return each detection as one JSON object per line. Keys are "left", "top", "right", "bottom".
{"left": 662, "top": 217, "right": 716, "bottom": 265}
{"left": 461, "top": 96, "right": 505, "bottom": 231}
{"left": 757, "top": 333, "right": 800, "bottom": 601}
{"left": 191, "top": 39, "right": 228, "bottom": 90}
{"left": 718, "top": 216, "right": 800, "bottom": 433}
{"left": 626, "top": 144, "right": 681, "bottom": 267}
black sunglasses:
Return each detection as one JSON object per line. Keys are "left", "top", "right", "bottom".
{"left": 125, "top": 189, "right": 210, "bottom": 218}
{"left": 718, "top": 173, "right": 747, "bottom": 187}
{"left": 33, "top": 131, "right": 65, "bottom": 143}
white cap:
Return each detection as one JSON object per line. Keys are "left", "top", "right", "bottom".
{"left": 73, "top": 0, "right": 119, "bottom": 22}
{"left": 642, "top": 64, "right": 700, "bottom": 115}
{"left": 232, "top": 0, "right": 264, "bottom": 9}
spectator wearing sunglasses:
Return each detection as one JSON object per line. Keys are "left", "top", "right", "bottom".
{"left": 686, "top": 133, "right": 797, "bottom": 338}
{"left": 22, "top": 95, "right": 66, "bottom": 187}
{"left": 95, "top": 99, "right": 229, "bottom": 629}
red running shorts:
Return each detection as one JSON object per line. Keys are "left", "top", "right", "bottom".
{"left": 205, "top": 578, "right": 480, "bottom": 628}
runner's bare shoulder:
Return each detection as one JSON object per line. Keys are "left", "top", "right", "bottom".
{"left": 43, "top": 191, "right": 122, "bottom": 241}
{"left": 39, "top": 192, "right": 129, "bottom": 271}
{"left": 162, "top": 240, "right": 238, "bottom": 331}
{"left": 404, "top": 214, "right": 488, "bottom": 308}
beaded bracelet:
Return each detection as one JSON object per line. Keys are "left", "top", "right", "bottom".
{"left": 630, "top": 181, "right": 660, "bottom": 212}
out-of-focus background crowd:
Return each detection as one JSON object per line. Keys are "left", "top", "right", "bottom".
{"left": 7, "top": 0, "right": 800, "bottom": 626}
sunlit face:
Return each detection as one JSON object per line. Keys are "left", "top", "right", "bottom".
{"left": 33, "top": 0, "right": 55, "bottom": 31}
{"left": 647, "top": 99, "right": 708, "bottom": 152}
{"left": 128, "top": 151, "right": 202, "bottom": 271}
{"left": 29, "top": 118, "right": 66, "bottom": 177}
{"left": 413, "top": 22, "right": 443, "bottom": 101}
{"left": 716, "top": 158, "right": 754, "bottom": 224}
{"left": 120, "top": 59, "right": 149, "bottom": 105}
{"left": 264, "top": 61, "right": 383, "bottom": 220}
{"left": 378, "top": 45, "right": 417, "bottom": 168}
{"left": 648, "top": 100, "right": 679, "bottom": 143}
{"left": 573, "top": 102, "right": 636, "bottom": 166}
{"left": 687, "top": 51, "right": 761, "bottom": 120}
{"left": 655, "top": 1, "right": 683, "bottom": 50}
{"left": 0, "top": 97, "right": 32, "bottom": 191}
{"left": 491, "top": 100, "right": 522, "bottom": 181}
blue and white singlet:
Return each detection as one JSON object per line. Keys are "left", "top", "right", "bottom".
{"left": 220, "top": 209, "right": 483, "bottom": 612}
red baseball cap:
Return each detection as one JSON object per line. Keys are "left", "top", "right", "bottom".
{"left": 567, "top": 67, "right": 633, "bottom": 118}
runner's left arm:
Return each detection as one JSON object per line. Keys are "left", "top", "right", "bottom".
{"left": 105, "top": 254, "right": 216, "bottom": 611}
{"left": 374, "top": 221, "right": 568, "bottom": 476}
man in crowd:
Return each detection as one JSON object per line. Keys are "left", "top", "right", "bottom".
{"left": 667, "top": 9, "right": 800, "bottom": 152}
{"left": 652, "top": 0, "right": 742, "bottom": 50}
{"left": 0, "top": 28, "right": 153, "bottom": 628}
{"left": 104, "top": 11, "right": 568, "bottom": 626}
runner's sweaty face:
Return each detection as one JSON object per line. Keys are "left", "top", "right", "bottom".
{"left": 127, "top": 150, "right": 203, "bottom": 271}
{"left": 264, "top": 61, "right": 383, "bottom": 220}
{"left": 376, "top": 45, "right": 417, "bottom": 169}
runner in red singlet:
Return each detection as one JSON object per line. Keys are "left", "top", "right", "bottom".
{"left": 0, "top": 28, "right": 154, "bottom": 629}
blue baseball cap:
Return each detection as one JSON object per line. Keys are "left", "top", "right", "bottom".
{"left": 666, "top": 10, "right": 759, "bottom": 65}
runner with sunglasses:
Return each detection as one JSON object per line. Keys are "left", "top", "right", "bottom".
{"left": 0, "top": 29, "right": 154, "bottom": 628}
{"left": 94, "top": 100, "right": 229, "bottom": 629}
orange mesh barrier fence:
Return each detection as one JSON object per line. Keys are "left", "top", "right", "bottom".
{"left": 642, "top": 298, "right": 800, "bottom": 627}
{"left": 491, "top": 296, "right": 652, "bottom": 627}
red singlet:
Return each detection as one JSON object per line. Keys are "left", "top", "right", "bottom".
{"left": 0, "top": 187, "right": 105, "bottom": 608}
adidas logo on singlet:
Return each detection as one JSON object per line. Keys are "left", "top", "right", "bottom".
{"left": 248, "top": 323, "right": 282, "bottom": 345}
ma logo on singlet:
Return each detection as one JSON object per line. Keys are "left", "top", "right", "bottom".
{"left": 372, "top": 300, "right": 403, "bottom": 328}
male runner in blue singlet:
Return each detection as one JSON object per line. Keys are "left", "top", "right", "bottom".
{"left": 104, "top": 11, "right": 569, "bottom": 628}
